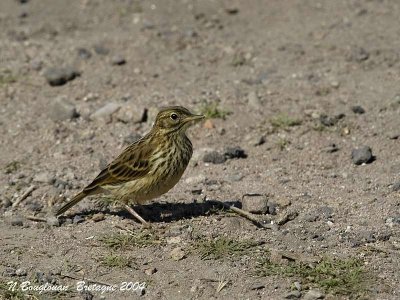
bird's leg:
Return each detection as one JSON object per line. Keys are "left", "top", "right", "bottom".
{"left": 123, "top": 204, "right": 151, "bottom": 228}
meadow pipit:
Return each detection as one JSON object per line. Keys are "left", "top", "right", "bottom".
{"left": 56, "top": 106, "right": 205, "bottom": 227}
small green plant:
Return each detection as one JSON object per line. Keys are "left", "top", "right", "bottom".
{"left": 99, "top": 254, "right": 134, "bottom": 268}
{"left": 4, "top": 161, "right": 21, "bottom": 174}
{"left": 0, "top": 70, "right": 17, "bottom": 86}
{"left": 256, "top": 255, "right": 371, "bottom": 296}
{"left": 200, "top": 102, "right": 231, "bottom": 119}
{"left": 193, "top": 237, "right": 260, "bottom": 260}
{"left": 276, "top": 137, "right": 290, "bottom": 150}
{"left": 99, "top": 230, "right": 161, "bottom": 250}
{"left": 270, "top": 114, "right": 302, "bottom": 129}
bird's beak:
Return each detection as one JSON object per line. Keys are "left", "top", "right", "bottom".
{"left": 185, "top": 114, "right": 205, "bottom": 123}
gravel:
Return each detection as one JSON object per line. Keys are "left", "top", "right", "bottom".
{"left": 49, "top": 96, "right": 79, "bottom": 122}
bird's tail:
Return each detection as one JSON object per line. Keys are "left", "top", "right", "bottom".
{"left": 56, "top": 191, "right": 88, "bottom": 216}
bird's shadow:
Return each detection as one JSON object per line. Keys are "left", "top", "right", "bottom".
{"left": 59, "top": 200, "right": 242, "bottom": 224}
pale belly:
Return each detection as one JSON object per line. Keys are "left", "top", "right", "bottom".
{"left": 103, "top": 167, "right": 186, "bottom": 205}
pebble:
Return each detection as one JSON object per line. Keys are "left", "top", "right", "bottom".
{"left": 284, "top": 290, "right": 301, "bottom": 299}
{"left": 4, "top": 267, "right": 17, "bottom": 276}
{"left": 144, "top": 267, "right": 157, "bottom": 275}
{"left": 111, "top": 55, "right": 126, "bottom": 65}
{"left": 224, "top": 146, "right": 247, "bottom": 159}
{"left": 267, "top": 202, "right": 278, "bottom": 215}
{"left": 388, "top": 132, "right": 399, "bottom": 140}
{"left": 303, "top": 289, "right": 325, "bottom": 300}
{"left": 94, "top": 44, "right": 110, "bottom": 55}
{"left": 77, "top": 48, "right": 92, "bottom": 59}
{"left": 351, "top": 146, "right": 373, "bottom": 165}
{"left": 115, "top": 106, "right": 146, "bottom": 123}
{"left": 46, "top": 216, "right": 60, "bottom": 227}
{"left": 49, "top": 96, "right": 79, "bottom": 121}
{"left": 386, "top": 217, "right": 400, "bottom": 227}
{"left": 248, "top": 91, "right": 262, "bottom": 109}
{"left": 293, "top": 281, "right": 302, "bottom": 291}
{"left": 203, "top": 119, "right": 215, "bottom": 129}
{"left": 44, "top": 66, "right": 80, "bottom": 86}
{"left": 33, "top": 171, "right": 55, "bottom": 184}
{"left": 2, "top": 198, "right": 12, "bottom": 209}
{"left": 351, "top": 105, "right": 365, "bottom": 114}
{"left": 73, "top": 215, "right": 85, "bottom": 224}
{"left": 15, "top": 268, "right": 27, "bottom": 276}
{"left": 203, "top": 151, "right": 226, "bottom": 164}
{"left": 90, "top": 103, "right": 121, "bottom": 121}
{"left": 170, "top": 247, "right": 186, "bottom": 261}
{"left": 241, "top": 194, "right": 268, "bottom": 214}
{"left": 247, "top": 135, "right": 266, "bottom": 147}
{"left": 319, "top": 114, "right": 341, "bottom": 126}
{"left": 185, "top": 174, "right": 206, "bottom": 185}
{"left": 348, "top": 47, "right": 369, "bottom": 62}
{"left": 11, "top": 216, "right": 24, "bottom": 226}
{"left": 92, "top": 213, "right": 105, "bottom": 222}
{"left": 227, "top": 173, "right": 244, "bottom": 182}
{"left": 392, "top": 182, "right": 400, "bottom": 192}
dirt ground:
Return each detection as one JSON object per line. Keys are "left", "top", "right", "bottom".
{"left": 1, "top": 0, "right": 400, "bottom": 299}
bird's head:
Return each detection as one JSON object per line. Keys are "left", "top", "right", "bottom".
{"left": 153, "top": 106, "right": 205, "bottom": 134}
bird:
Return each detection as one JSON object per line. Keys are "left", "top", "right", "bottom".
{"left": 56, "top": 106, "right": 205, "bottom": 227}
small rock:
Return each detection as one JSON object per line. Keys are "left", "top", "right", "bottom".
{"left": 267, "top": 202, "right": 278, "bottom": 215}
{"left": 90, "top": 103, "right": 121, "bottom": 121}
{"left": 170, "top": 247, "right": 185, "bottom": 261}
{"left": 203, "top": 151, "right": 226, "bottom": 164}
{"left": 77, "top": 48, "right": 92, "bottom": 59}
{"left": 303, "top": 289, "right": 325, "bottom": 300}
{"left": 46, "top": 216, "right": 60, "bottom": 227}
{"left": 351, "top": 146, "right": 373, "bottom": 165}
{"left": 111, "top": 55, "right": 126, "bottom": 65}
{"left": 388, "top": 132, "right": 399, "bottom": 140}
{"left": 115, "top": 106, "right": 147, "bottom": 123}
{"left": 247, "top": 135, "right": 266, "bottom": 147}
{"left": 392, "top": 182, "right": 400, "bottom": 192}
{"left": 4, "top": 267, "right": 17, "bottom": 276}
{"left": 386, "top": 217, "right": 400, "bottom": 227}
{"left": 15, "top": 268, "right": 27, "bottom": 276}
{"left": 348, "top": 47, "right": 369, "bottom": 62}
{"left": 49, "top": 96, "right": 79, "bottom": 121}
{"left": 248, "top": 91, "right": 262, "bottom": 109}
{"left": 92, "top": 213, "right": 105, "bottom": 222}
{"left": 185, "top": 175, "right": 206, "bottom": 185}
{"left": 144, "top": 267, "right": 157, "bottom": 275}
{"left": 227, "top": 173, "right": 244, "bottom": 182}
{"left": 44, "top": 66, "right": 80, "bottom": 86}
{"left": 225, "top": 7, "right": 239, "bottom": 14}
{"left": 293, "top": 281, "right": 302, "bottom": 291}
{"left": 319, "top": 114, "right": 339, "bottom": 126}
{"left": 166, "top": 236, "right": 182, "bottom": 244}
{"left": 351, "top": 105, "right": 365, "bottom": 114}
{"left": 73, "top": 215, "right": 85, "bottom": 224}
{"left": 2, "top": 198, "right": 12, "bottom": 209}
{"left": 33, "top": 171, "right": 55, "bottom": 184}
{"left": 11, "top": 216, "right": 24, "bottom": 226}
{"left": 284, "top": 290, "right": 301, "bottom": 299}
{"left": 242, "top": 194, "right": 268, "bottom": 214}
{"left": 203, "top": 119, "right": 215, "bottom": 129}
{"left": 93, "top": 44, "right": 109, "bottom": 55}
{"left": 224, "top": 146, "right": 247, "bottom": 159}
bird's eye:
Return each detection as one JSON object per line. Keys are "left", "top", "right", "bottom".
{"left": 170, "top": 113, "right": 178, "bottom": 120}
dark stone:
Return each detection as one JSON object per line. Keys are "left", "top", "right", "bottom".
{"left": 203, "top": 151, "right": 226, "bottom": 164}
{"left": 44, "top": 66, "right": 80, "bottom": 86}
{"left": 111, "top": 55, "right": 126, "bottom": 65}
{"left": 351, "top": 105, "right": 365, "bottom": 114}
{"left": 392, "top": 182, "right": 400, "bottom": 192}
{"left": 267, "top": 202, "right": 277, "bottom": 215}
{"left": 351, "top": 146, "right": 374, "bottom": 165}
{"left": 319, "top": 114, "right": 337, "bottom": 126}
{"left": 77, "top": 48, "right": 92, "bottom": 59}
{"left": 94, "top": 44, "right": 109, "bottom": 55}
{"left": 224, "top": 146, "right": 247, "bottom": 159}
{"left": 73, "top": 215, "right": 85, "bottom": 224}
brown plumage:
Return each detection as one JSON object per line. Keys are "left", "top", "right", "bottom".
{"left": 56, "top": 106, "right": 204, "bottom": 226}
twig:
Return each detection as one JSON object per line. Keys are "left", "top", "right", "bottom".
{"left": 61, "top": 273, "right": 114, "bottom": 287}
{"left": 12, "top": 185, "right": 36, "bottom": 208}
{"left": 26, "top": 215, "right": 47, "bottom": 222}
{"left": 208, "top": 200, "right": 274, "bottom": 229}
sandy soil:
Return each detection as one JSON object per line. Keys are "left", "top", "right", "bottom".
{"left": 0, "top": 0, "right": 399, "bottom": 299}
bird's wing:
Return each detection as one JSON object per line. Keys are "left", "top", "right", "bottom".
{"left": 84, "top": 139, "right": 154, "bottom": 191}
